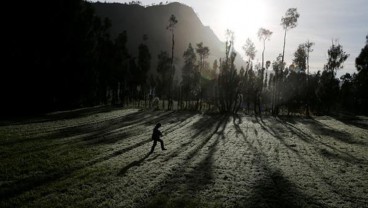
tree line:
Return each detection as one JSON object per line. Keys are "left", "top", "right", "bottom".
{"left": 2, "top": 1, "right": 367, "bottom": 116}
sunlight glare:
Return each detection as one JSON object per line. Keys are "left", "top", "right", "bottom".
{"left": 218, "top": 0, "right": 267, "bottom": 37}
{"left": 216, "top": 0, "right": 268, "bottom": 60}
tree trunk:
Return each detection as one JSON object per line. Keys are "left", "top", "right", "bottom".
{"left": 282, "top": 29, "right": 287, "bottom": 64}
{"left": 262, "top": 39, "right": 265, "bottom": 69}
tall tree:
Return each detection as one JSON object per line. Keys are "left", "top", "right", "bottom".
{"left": 316, "top": 70, "right": 339, "bottom": 113}
{"left": 213, "top": 59, "right": 219, "bottom": 74}
{"left": 196, "top": 42, "right": 210, "bottom": 110}
{"left": 156, "top": 51, "right": 172, "bottom": 109}
{"left": 281, "top": 8, "right": 300, "bottom": 66}
{"left": 138, "top": 34, "right": 151, "bottom": 107}
{"left": 354, "top": 35, "right": 368, "bottom": 114}
{"left": 242, "top": 38, "right": 257, "bottom": 64}
{"left": 114, "top": 31, "right": 130, "bottom": 105}
{"left": 273, "top": 8, "right": 299, "bottom": 115}
{"left": 293, "top": 44, "right": 307, "bottom": 71}
{"left": 271, "top": 54, "right": 285, "bottom": 115}
{"left": 218, "top": 30, "right": 240, "bottom": 113}
{"left": 304, "top": 41, "right": 315, "bottom": 76}
{"left": 138, "top": 35, "right": 151, "bottom": 80}
{"left": 196, "top": 42, "right": 210, "bottom": 74}
{"left": 339, "top": 73, "right": 355, "bottom": 110}
{"left": 324, "top": 41, "right": 349, "bottom": 76}
{"left": 181, "top": 43, "right": 198, "bottom": 109}
{"left": 316, "top": 41, "right": 349, "bottom": 113}
{"left": 166, "top": 14, "right": 178, "bottom": 106}
{"left": 167, "top": 14, "right": 178, "bottom": 68}
{"left": 304, "top": 40, "right": 314, "bottom": 116}
{"left": 355, "top": 35, "right": 368, "bottom": 73}
{"left": 257, "top": 28, "right": 273, "bottom": 69}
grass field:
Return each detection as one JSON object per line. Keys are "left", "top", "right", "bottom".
{"left": 0, "top": 107, "right": 367, "bottom": 208}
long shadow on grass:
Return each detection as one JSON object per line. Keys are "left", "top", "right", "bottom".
{"left": 115, "top": 112, "right": 199, "bottom": 176}
{"left": 0, "top": 138, "right": 150, "bottom": 201}
{"left": 0, "top": 111, "right": 157, "bottom": 159}
{"left": 142, "top": 115, "right": 229, "bottom": 207}
{"left": 235, "top": 117, "right": 326, "bottom": 208}
{"left": 274, "top": 117, "right": 366, "bottom": 164}
{"left": 0, "top": 111, "right": 195, "bottom": 202}
{"left": 118, "top": 153, "right": 160, "bottom": 176}
{"left": 267, "top": 117, "right": 364, "bottom": 166}
{"left": 85, "top": 111, "right": 194, "bottom": 145}
{"left": 160, "top": 114, "right": 224, "bottom": 163}
{"left": 0, "top": 111, "right": 177, "bottom": 158}
{"left": 258, "top": 117, "right": 367, "bottom": 207}
{"left": 0, "top": 109, "right": 156, "bottom": 146}
{"left": 240, "top": 169, "right": 327, "bottom": 208}
{"left": 0, "top": 105, "right": 120, "bottom": 126}
{"left": 330, "top": 114, "right": 368, "bottom": 130}
{"left": 181, "top": 115, "right": 228, "bottom": 194}
{"left": 155, "top": 112, "right": 198, "bottom": 135}
{"left": 307, "top": 117, "right": 365, "bottom": 145}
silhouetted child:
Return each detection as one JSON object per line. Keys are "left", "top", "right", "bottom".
{"left": 150, "top": 123, "right": 166, "bottom": 153}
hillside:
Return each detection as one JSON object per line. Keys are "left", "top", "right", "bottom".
{"left": 92, "top": 2, "right": 246, "bottom": 79}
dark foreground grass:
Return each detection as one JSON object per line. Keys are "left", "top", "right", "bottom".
{"left": 0, "top": 107, "right": 367, "bottom": 208}
{"left": 144, "top": 194, "right": 221, "bottom": 208}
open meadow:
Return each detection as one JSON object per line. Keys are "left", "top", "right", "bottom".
{"left": 1, "top": 107, "right": 367, "bottom": 208}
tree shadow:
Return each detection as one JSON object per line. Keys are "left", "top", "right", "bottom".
{"left": 0, "top": 136, "right": 152, "bottom": 201}
{"left": 0, "top": 110, "right": 172, "bottom": 148}
{"left": 190, "top": 112, "right": 222, "bottom": 131}
{"left": 256, "top": 117, "right": 368, "bottom": 207}
{"left": 118, "top": 152, "right": 159, "bottom": 176}
{"left": 268, "top": 117, "right": 365, "bottom": 165}
{"left": 157, "top": 112, "right": 197, "bottom": 135}
{"left": 160, "top": 114, "right": 224, "bottom": 163}
{"left": 319, "top": 148, "right": 366, "bottom": 165}
{"left": 0, "top": 110, "right": 153, "bottom": 146}
{"left": 0, "top": 110, "right": 227, "bottom": 207}
{"left": 276, "top": 115, "right": 366, "bottom": 148}
{"left": 83, "top": 111, "right": 183, "bottom": 145}
{"left": 182, "top": 116, "right": 228, "bottom": 194}
{"left": 142, "top": 111, "right": 177, "bottom": 126}
{"left": 308, "top": 117, "right": 366, "bottom": 145}
{"left": 275, "top": 117, "right": 313, "bottom": 144}
{"left": 232, "top": 117, "right": 326, "bottom": 208}
{"left": 116, "top": 113, "right": 202, "bottom": 176}
{"left": 240, "top": 170, "right": 327, "bottom": 208}
{"left": 85, "top": 131, "right": 133, "bottom": 145}
{"left": 0, "top": 111, "right": 197, "bottom": 201}
{"left": 330, "top": 114, "right": 368, "bottom": 130}
{"left": 0, "top": 105, "right": 124, "bottom": 126}
{"left": 142, "top": 115, "right": 229, "bottom": 207}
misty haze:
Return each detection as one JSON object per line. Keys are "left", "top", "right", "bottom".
{"left": 1, "top": 0, "right": 367, "bottom": 208}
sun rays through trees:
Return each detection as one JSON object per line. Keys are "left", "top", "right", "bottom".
{"left": 2, "top": 2, "right": 368, "bottom": 116}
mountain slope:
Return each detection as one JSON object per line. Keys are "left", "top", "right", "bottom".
{"left": 92, "top": 2, "right": 245, "bottom": 79}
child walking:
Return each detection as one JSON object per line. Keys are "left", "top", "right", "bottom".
{"left": 150, "top": 123, "right": 167, "bottom": 153}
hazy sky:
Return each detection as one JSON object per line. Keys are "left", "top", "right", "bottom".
{"left": 95, "top": 0, "right": 367, "bottom": 77}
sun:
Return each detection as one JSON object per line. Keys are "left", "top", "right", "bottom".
{"left": 215, "top": 0, "right": 268, "bottom": 59}
{"left": 216, "top": 1, "right": 267, "bottom": 40}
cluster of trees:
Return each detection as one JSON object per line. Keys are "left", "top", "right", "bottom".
{"left": 339, "top": 35, "right": 368, "bottom": 114}
{"left": 3, "top": 2, "right": 367, "bottom": 116}
{"left": 125, "top": 1, "right": 171, "bottom": 6}
{"left": 3, "top": 0, "right": 152, "bottom": 115}
{"left": 174, "top": 8, "right": 368, "bottom": 116}
{"left": 173, "top": 8, "right": 368, "bottom": 116}
{"left": 174, "top": 30, "right": 368, "bottom": 116}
